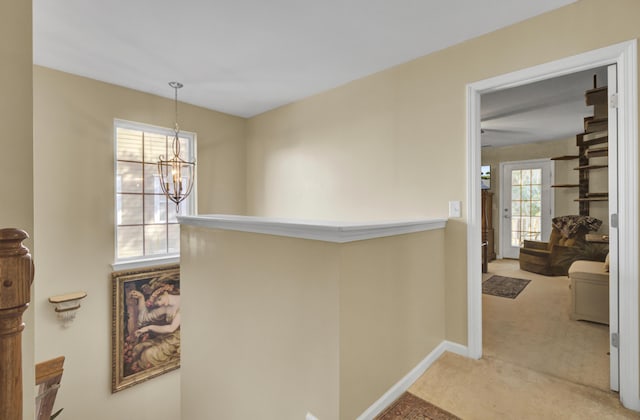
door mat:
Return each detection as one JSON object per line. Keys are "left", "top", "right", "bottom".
{"left": 375, "top": 392, "right": 461, "bottom": 420}
{"left": 483, "top": 275, "right": 531, "bottom": 299}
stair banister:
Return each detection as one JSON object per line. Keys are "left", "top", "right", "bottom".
{"left": 0, "top": 228, "right": 34, "bottom": 420}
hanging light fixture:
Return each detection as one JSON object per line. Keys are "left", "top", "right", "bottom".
{"left": 158, "top": 81, "right": 195, "bottom": 211}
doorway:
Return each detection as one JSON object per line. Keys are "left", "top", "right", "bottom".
{"left": 483, "top": 73, "right": 608, "bottom": 390}
{"left": 466, "top": 40, "right": 639, "bottom": 410}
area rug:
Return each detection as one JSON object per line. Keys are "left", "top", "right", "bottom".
{"left": 375, "top": 392, "right": 461, "bottom": 420}
{"left": 483, "top": 275, "right": 531, "bottom": 299}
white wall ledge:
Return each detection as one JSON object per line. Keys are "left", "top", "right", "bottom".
{"left": 178, "top": 214, "right": 447, "bottom": 243}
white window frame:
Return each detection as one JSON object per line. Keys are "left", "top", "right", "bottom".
{"left": 112, "top": 119, "right": 197, "bottom": 270}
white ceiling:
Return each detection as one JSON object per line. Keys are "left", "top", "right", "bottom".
{"left": 481, "top": 66, "right": 609, "bottom": 147}
{"left": 33, "top": 0, "right": 577, "bottom": 118}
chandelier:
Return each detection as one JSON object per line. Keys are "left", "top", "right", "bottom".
{"left": 158, "top": 81, "right": 195, "bottom": 211}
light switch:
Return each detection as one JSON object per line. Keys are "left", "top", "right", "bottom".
{"left": 449, "top": 200, "right": 461, "bottom": 218}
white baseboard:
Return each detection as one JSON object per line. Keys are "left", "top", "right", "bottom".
{"left": 357, "top": 340, "right": 468, "bottom": 420}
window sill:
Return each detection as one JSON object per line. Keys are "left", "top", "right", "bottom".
{"left": 111, "top": 255, "right": 179, "bottom": 272}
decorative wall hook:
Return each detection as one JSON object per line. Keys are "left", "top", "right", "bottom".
{"left": 48, "top": 292, "right": 87, "bottom": 327}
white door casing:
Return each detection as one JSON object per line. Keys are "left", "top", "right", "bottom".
{"left": 607, "top": 63, "right": 619, "bottom": 391}
{"left": 466, "top": 40, "right": 638, "bottom": 410}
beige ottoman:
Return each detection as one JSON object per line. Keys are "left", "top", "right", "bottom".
{"left": 568, "top": 260, "right": 609, "bottom": 324}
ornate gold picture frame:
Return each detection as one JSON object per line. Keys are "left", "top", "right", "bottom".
{"left": 112, "top": 264, "right": 180, "bottom": 392}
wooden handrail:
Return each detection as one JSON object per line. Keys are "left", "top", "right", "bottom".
{"left": 0, "top": 228, "right": 34, "bottom": 420}
{"left": 36, "top": 356, "right": 65, "bottom": 420}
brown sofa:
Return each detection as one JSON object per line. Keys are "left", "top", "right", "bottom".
{"left": 519, "top": 215, "right": 602, "bottom": 276}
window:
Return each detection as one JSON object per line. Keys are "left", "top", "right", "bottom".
{"left": 115, "top": 120, "right": 195, "bottom": 263}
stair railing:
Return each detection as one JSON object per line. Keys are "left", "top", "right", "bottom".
{"left": 0, "top": 228, "right": 34, "bottom": 420}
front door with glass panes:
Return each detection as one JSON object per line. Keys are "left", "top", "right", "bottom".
{"left": 500, "top": 159, "right": 554, "bottom": 259}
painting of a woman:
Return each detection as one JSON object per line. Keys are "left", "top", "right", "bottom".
{"left": 128, "top": 285, "right": 180, "bottom": 372}
{"left": 113, "top": 265, "right": 181, "bottom": 391}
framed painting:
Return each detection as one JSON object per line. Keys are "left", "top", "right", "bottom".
{"left": 112, "top": 264, "right": 180, "bottom": 392}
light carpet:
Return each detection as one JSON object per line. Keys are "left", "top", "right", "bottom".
{"left": 482, "top": 259, "right": 610, "bottom": 391}
{"left": 397, "top": 259, "right": 635, "bottom": 419}
{"left": 409, "top": 352, "right": 636, "bottom": 419}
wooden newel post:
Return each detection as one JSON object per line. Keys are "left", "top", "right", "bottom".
{"left": 0, "top": 228, "right": 34, "bottom": 420}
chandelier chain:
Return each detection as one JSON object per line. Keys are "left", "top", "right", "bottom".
{"left": 174, "top": 83, "right": 179, "bottom": 133}
{"left": 169, "top": 81, "right": 183, "bottom": 157}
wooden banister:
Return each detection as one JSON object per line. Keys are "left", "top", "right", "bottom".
{"left": 0, "top": 228, "right": 34, "bottom": 420}
{"left": 36, "top": 356, "right": 65, "bottom": 420}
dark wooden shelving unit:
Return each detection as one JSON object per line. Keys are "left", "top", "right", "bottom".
{"left": 575, "top": 197, "right": 609, "bottom": 202}
{"left": 575, "top": 192, "right": 609, "bottom": 202}
{"left": 585, "top": 86, "right": 607, "bottom": 105}
{"left": 586, "top": 147, "right": 608, "bottom": 158}
{"left": 573, "top": 164, "right": 607, "bottom": 170}
{"left": 552, "top": 184, "right": 580, "bottom": 188}
{"left": 577, "top": 130, "right": 608, "bottom": 146}
{"left": 576, "top": 77, "right": 609, "bottom": 215}
{"left": 481, "top": 190, "right": 496, "bottom": 261}
{"left": 550, "top": 155, "right": 579, "bottom": 160}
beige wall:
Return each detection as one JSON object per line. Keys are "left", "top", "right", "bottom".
{"left": 1, "top": 0, "right": 35, "bottom": 418}
{"left": 481, "top": 137, "right": 609, "bottom": 253}
{"left": 181, "top": 227, "right": 341, "bottom": 420}
{"left": 180, "top": 226, "right": 446, "bottom": 419}
{"left": 339, "top": 229, "right": 446, "bottom": 418}
{"left": 14, "top": 0, "right": 640, "bottom": 416}
{"left": 483, "top": 137, "right": 578, "bottom": 224}
{"left": 245, "top": 0, "right": 640, "bottom": 346}
{"left": 1, "top": 4, "right": 33, "bottom": 231}
{"left": 33, "top": 67, "right": 246, "bottom": 419}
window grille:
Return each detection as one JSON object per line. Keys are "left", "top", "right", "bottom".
{"left": 115, "top": 120, "right": 195, "bottom": 262}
